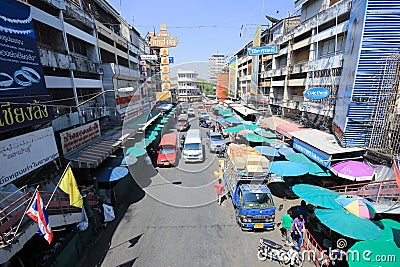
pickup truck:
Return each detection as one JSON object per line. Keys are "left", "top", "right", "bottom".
{"left": 222, "top": 157, "right": 275, "bottom": 231}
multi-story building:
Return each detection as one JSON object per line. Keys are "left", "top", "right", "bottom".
{"left": 231, "top": 0, "right": 400, "bottom": 148}
{"left": 0, "top": 0, "right": 158, "bottom": 265}
{"left": 208, "top": 54, "right": 226, "bottom": 87}
{"left": 177, "top": 69, "right": 201, "bottom": 102}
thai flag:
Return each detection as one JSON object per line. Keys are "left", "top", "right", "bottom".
{"left": 26, "top": 191, "right": 53, "bottom": 244}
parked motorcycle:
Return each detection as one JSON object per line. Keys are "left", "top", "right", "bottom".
{"left": 257, "top": 238, "right": 303, "bottom": 266}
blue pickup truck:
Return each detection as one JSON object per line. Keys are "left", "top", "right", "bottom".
{"left": 223, "top": 158, "right": 276, "bottom": 231}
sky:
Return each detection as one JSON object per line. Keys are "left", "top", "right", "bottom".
{"left": 108, "top": 0, "right": 297, "bottom": 78}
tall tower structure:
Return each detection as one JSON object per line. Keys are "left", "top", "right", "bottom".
{"left": 208, "top": 54, "right": 226, "bottom": 86}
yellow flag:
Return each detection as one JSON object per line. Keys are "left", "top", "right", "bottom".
{"left": 59, "top": 166, "right": 83, "bottom": 208}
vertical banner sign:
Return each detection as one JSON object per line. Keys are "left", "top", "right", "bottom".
{"left": 0, "top": 0, "right": 54, "bottom": 134}
{"left": 250, "top": 25, "right": 261, "bottom": 96}
{"left": 0, "top": 0, "right": 48, "bottom": 96}
{"left": 228, "top": 56, "right": 237, "bottom": 99}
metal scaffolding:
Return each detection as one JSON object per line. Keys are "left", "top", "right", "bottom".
{"left": 369, "top": 55, "right": 400, "bottom": 156}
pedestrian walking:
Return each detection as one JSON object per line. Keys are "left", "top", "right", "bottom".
{"left": 280, "top": 210, "right": 293, "bottom": 246}
{"left": 213, "top": 179, "right": 224, "bottom": 205}
{"left": 291, "top": 214, "right": 306, "bottom": 250}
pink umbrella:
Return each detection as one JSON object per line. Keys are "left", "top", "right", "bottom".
{"left": 331, "top": 160, "right": 375, "bottom": 181}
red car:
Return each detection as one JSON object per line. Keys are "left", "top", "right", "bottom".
{"left": 157, "top": 133, "right": 178, "bottom": 166}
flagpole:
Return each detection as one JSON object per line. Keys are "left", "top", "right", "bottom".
{"left": 45, "top": 162, "right": 71, "bottom": 209}
{"left": 11, "top": 185, "right": 39, "bottom": 244}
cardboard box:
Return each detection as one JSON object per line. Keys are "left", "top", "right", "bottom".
{"left": 260, "top": 157, "right": 270, "bottom": 169}
{"left": 233, "top": 156, "right": 246, "bottom": 169}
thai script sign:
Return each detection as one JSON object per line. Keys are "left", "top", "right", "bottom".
{"left": 0, "top": 96, "right": 54, "bottom": 133}
{"left": 148, "top": 24, "right": 178, "bottom": 48}
{"left": 60, "top": 120, "right": 101, "bottom": 155}
{"left": 0, "top": 0, "right": 48, "bottom": 96}
{"left": 304, "top": 87, "right": 330, "bottom": 100}
{"left": 0, "top": 127, "right": 59, "bottom": 186}
{"left": 293, "top": 139, "right": 332, "bottom": 168}
{"left": 248, "top": 46, "right": 279, "bottom": 55}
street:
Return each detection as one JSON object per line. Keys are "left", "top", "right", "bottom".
{"left": 78, "top": 114, "right": 312, "bottom": 267}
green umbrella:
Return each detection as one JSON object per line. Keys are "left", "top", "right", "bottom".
{"left": 223, "top": 126, "right": 245, "bottom": 133}
{"left": 154, "top": 127, "right": 162, "bottom": 131}
{"left": 225, "top": 117, "right": 243, "bottom": 123}
{"left": 307, "top": 162, "right": 331, "bottom": 176}
{"left": 263, "top": 138, "right": 280, "bottom": 144}
{"left": 255, "top": 129, "right": 276, "bottom": 138}
{"left": 286, "top": 153, "right": 311, "bottom": 164}
{"left": 126, "top": 146, "right": 147, "bottom": 157}
{"left": 242, "top": 133, "right": 266, "bottom": 143}
{"left": 242, "top": 123, "right": 259, "bottom": 131}
{"left": 314, "top": 208, "right": 382, "bottom": 240}
{"left": 219, "top": 109, "right": 232, "bottom": 115}
{"left": 292, "top": 184, "right": 341, "bottom": 209}
{"left": 160, "top": 118, "right": 168, "bottom": 123}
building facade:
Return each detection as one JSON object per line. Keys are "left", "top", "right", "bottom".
{"left": 231, "top": 0, "right": 400, "bottom": 149}
{"left": 177, "top": 69, "right": 201, "bottom": 102}
{"left": 208, "top": 54, "right": 226, "bottom": 86}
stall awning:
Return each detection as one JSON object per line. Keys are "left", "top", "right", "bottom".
{"left": 276, "top": 123, "right": 308, "bottom": 139}
{"left": 231, "top": 105, "right": 259, "bottom": 116}
{"left": 65, "top": 138, "right": 121, "bottom": 168}
{"left": 290, "top": 129, "right": 365, "bottom": 155}
{"left": 258, "top": 116, "right": 290, "bottom": 131}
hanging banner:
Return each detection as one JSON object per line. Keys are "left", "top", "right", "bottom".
{"left": 0, "top": 127, "right": 59, "bottom": 186}
{"left": 0, "top": 0, "right": 48, "bottom": 96}
{"left": 228, "top": 56, "right": 237, "bottom": 99}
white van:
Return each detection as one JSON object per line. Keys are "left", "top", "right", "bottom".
{"left": 182, "top": 129, "right": 203, "bottom": 162}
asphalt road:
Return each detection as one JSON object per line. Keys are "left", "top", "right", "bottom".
{"left": 78, "top": 112, "right": 314, "bottom": 267}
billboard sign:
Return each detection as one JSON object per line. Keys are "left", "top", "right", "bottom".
{"left": 248, "top": 46, "right": 279, "bottom": 56}
{"left": 0, "top": 0, "right": 48, "bottom": 96}
{"left": 0, "top": 127, "right": 59, "bottom": 186}
{"left": 60, "top": 120, "right": 101, "bottom": 155}
{"left": 148, "top": 24, "right": 178, "bottom": 48}
{"left": 0, "top": 95, "right": 54, "bottom": 134}
{"left": 228, "top": 56, "right": 237, "bottom": 99}
{"left": 293, "top": 139, "right": 332, "bottom": 168}
{"left": 304, "top": 87, "right": 330, "bottom": 100}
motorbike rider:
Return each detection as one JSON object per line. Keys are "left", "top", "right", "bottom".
{"left": 180, "top": 134, "right": 185, "bottom": 149}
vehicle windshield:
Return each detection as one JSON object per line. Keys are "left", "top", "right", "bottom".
{"left": 242, "top": 192, "right": 273, "bottom": 209}
{"left": 210, "top": 135, "right": 223, "bottom": 141}
{"left": 159, "top": 146, "right": 175, "bottom": 154}
{"left": 178, "top": 120, "right": 187, "bottom": 124}
{"left": 184, "top": 143, "right": 201, "bottom": 150}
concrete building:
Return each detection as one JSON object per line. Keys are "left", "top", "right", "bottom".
{"left": 177, "top": 69, "right": 201, "bottom": 102}
{"left": 231, "top": 0, "right": 400, "bottom": 148}
{"left": 208, "top": 54, "right": 226, "bottom": 86}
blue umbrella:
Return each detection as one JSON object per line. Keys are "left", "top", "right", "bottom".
{"left": 126, "top": 146, "right": 147, "bottom": 157}
{"left": 278, "top": 147, "right": 296, "bottom": 156}
{"left": 270, "top": 140, "right": 290, "bottom": 149}
{"left": 254, "top": 146, "right": 280, "bottom": 157}
{"left": 269, "top": 161, "right": 309, "bottom": 176}
{"left": 315, "top": 207, "right": 382, "bottom": 240}
{"left": 95, "top": 166, "right": 129, "bottom": 183}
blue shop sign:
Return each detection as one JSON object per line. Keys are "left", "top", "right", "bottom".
{"left": 293, "top": 139, "right": 332, "bottom": 168}
{"left": 247, "top": 46, "right": 279, "bottom": 56}
{"left": 304, "top": 87, "right": 330, "bottom": 100}
{"left": 0, "top": 0, "right": 48, "bottom": 96}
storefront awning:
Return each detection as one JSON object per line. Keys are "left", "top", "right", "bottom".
{"left": 230, "top": 105, "right": 259, "bottom": 116}
{"left": 291, "top": 129, "right": 365, "bottom": 155}
{"left": 65, "top": 138, "right": 121, "bottom": 168}
{"left": 276, "top": 123, "right": 308, "bottom": 139}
